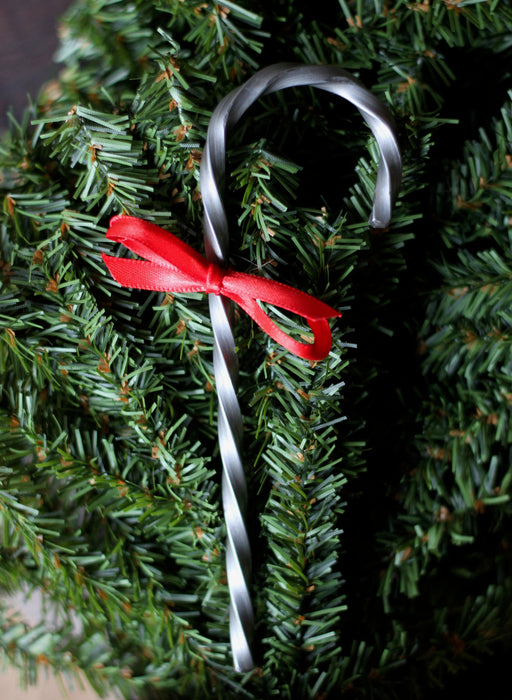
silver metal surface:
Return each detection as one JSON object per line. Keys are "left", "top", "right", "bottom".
{"left": 200, "top": 63, "right": 402, "bottom": 672}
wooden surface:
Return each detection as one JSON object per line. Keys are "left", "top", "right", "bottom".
{"left": 1, "top": 668, "right": 113, "bottom": 700}
{"left": 0, "top": 0, "right": 71, "bottom": 129}
{"left": 1, "top": 592, "right": 118, "bottom": 699}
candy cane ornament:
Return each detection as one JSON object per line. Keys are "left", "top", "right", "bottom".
{"left": 200, "top": 63, "right": 401, "bottom": 672}
{"left": 104, "top": 63, "right": 402, "bottom": 672}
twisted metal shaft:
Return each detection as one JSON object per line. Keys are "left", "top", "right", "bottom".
{"left": 200, "top": 63, "right": 402, "bottom": 671}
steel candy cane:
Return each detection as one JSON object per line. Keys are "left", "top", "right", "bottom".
{"left": 200, "top": 63, "right": 402, "bottom": 671}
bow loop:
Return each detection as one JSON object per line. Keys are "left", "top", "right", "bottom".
{"left": 103, "top": 216, "right": 341, "bottom": 361}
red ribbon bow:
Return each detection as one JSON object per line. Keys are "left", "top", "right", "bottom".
{"left": 102, "top": 216, "right": 341, "bottom": 361}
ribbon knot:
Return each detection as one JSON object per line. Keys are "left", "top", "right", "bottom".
{"left": 102, "top": 215, "right": 341, "bottom": 361}
{"left": 206, "top": 263, "right": 225, "bottom": 295}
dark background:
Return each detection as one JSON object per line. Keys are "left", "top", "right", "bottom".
{"left": 0, "top": 0, "right": 71, "bottom": 131}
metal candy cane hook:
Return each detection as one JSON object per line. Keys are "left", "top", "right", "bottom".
{"left": 200, "top": 63, "right": 402, "bottom": 672}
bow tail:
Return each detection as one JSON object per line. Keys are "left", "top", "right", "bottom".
{"left": 235, "top": 295, "right": 334, "bottom": 361}
{"left": 102, "top": 254, "right": 205, "bottom": 293}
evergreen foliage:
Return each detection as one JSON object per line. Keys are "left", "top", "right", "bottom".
{"left": 1, "top": 0, "right": 512, "bottom": 697}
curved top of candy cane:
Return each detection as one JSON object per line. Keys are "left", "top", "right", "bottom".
{"left": 201, "top": 62, "right": 402, "bottom": 266}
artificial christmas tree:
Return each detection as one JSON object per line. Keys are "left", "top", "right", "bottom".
{"left": 1, "top": 1, "right": 512, "bottom": 698}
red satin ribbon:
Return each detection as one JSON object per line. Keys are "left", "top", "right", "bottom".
{"left": 102, "top": 215, "right": 341, "bottom": 361}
